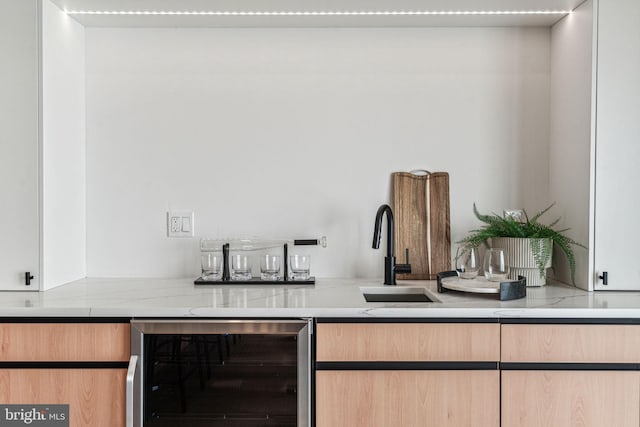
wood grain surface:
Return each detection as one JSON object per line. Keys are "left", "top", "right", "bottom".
{"left": 0, "top": 323, "right": 130, "bottom": 362}
{"left": 316, "top": 370, "right": 499, "bottom": 427}
{"left": 502, "top": 370, "right": 640, "bottom": 427}
{"left": 0, "top": 369, "right": 126, "bottom": 427}
{"left": 316, "top": 323, "right": 500, "bottom": 362}
{"left": 391, "top": 171, "right": 451, "bottom": 279}
{"left": 501, "top": 324, "right": 640, "bottom": 363}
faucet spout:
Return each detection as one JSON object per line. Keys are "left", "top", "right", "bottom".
{"left": 372, "top": 204, "right": 410, "bottom": 285}
{"left": 372, "top": 204, "right": 394, "bottom": 258}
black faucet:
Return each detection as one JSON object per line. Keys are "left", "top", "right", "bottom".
{"left": 372, "top": 204, "right": 411, "bottom": 285}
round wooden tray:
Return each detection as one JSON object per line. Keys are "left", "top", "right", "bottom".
{"left": 440, "top": 275, "right": 500, "bottom": 294}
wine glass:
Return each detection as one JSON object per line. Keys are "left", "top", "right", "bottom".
{"left": 455, "top": 246, "right": 480, "bottom": 279}
{"left": 484, "top": 248, "right": 509, "bottom": 282}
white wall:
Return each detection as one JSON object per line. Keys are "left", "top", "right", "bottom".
{"left": 85, "top": 27, "right": 551, "bottom": 279}
{"left": 549, "top": 1, "right": 593, "bottom": 289}
{"left": 41, "top": 0, "right": 86, "bottom": 289}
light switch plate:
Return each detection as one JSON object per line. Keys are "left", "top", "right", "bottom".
{"left": 167, "top": 211, "right": 194, "bottom": 237}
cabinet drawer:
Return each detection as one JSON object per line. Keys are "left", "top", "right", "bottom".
{"left": 0, "top": 369, "right": 126, "bottom": 427}
{"left": 317, "top": 370, "right": 499, "bottom": 427}
{"left": 501, "top": 324, "right": 640, "bottom": 363}
{"left": 316, "top": 323, "right": 499, "bottom": 362}
{"left": 501, "top": 370, "right": 640, "bottom": 427}
{"left": 0, "top": 323, "right": 130, "bottom": 362}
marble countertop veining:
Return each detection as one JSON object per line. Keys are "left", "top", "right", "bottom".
{"left": 2, "top": 277, "right": 640, "bottom": 318}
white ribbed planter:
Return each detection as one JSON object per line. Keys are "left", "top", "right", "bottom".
{"left": 491, "top": 237, "right": 552, "bottom": 287}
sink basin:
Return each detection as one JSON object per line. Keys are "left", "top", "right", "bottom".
{"left": 360, "top": 287, "right": 439, "bottom": 303}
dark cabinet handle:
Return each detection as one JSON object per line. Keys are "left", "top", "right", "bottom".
{"left": 599, "top": 271, "right": 608, "bottom": 285}
{"left": 25, "top": 272, "right": 34, "bottom": 286}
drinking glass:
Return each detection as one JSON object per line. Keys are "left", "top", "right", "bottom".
{"left": 455, "top": 246, "right": 480, "bottom": 279}
{"left": 260, "top": 254, "right": 281, "bottom": 281}
{"left": 289, "top": 254, "right": 310, "bottom": 280}
{"left": 484, "top": 248, "right": 509, "bottom": 282}
{"left": 201, "top": 253, "right": 223, "bottom": 280}
{"left": 231, "top": 254, "right": 252, "bottom": 280}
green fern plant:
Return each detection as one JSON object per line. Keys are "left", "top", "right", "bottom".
{"left": 458, "top": 203, "right": 586, "bottom": 284}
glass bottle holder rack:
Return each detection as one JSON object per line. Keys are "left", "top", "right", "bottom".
{"left": 194, "top": 240, "right": 316, "bottom": 285}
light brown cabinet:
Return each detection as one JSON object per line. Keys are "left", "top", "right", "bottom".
{"left": 500, "top": 323, "right": 640, "bottom": 427}
{"left": 316, "top": 322, "right": 500, "bottom": 362}
{"left": 315, "top": 322, "right": 500, "bottom": 427}
{"left": 501, "top": 370, "right": 640, "bottom": 427}
{"left": 0, "top": 323, "right": 130, "bottom": 362}
{"left": 0, "top": 369, "right": 127, "bottom": 427}
{"left": 501, "top": 324, "right": 640, "bottom": 363}
{"left": 316, "top": 321, "right": 640, "bottom": 427}
{"left": 0, "top": 322, "right": 131, "bottom": 427}
{"left": 317, "top": 370, "right": 499, "bottom": 427}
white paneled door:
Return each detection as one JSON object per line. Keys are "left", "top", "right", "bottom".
{"left": 594, "top": 0, "right": 640, "bottom": 290}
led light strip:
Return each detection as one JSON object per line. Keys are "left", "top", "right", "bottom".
{"left": 65, "top": 10, "right": 571, "bottom": 16}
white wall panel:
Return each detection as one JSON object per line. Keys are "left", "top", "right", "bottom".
{"left": 0, "top": 0, "right": 40, "bottom": 290}
{"left": 594, "top": 0, "right": 640, "bottom": 290}
{"left": 85, "top": 27, "right": 551, "bottom": 278}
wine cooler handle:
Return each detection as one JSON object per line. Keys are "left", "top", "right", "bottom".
{"left": 126, "top": 355, "right": 138, "bottom": 427}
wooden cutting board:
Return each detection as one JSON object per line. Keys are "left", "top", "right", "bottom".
{"left": 391, "top": 171, "right": 451, "bottom": 280}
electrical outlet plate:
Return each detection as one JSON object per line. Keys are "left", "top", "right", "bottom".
{"left": 167, "top": 211, "right": 194, "bottom": 237}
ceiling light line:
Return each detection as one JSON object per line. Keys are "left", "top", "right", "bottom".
{"left": 64, "top": 10, "right": 571, "bottom": 16}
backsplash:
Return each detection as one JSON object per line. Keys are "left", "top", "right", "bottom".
{"left": 84, "top": 26, "right": 550, "bottom": 278}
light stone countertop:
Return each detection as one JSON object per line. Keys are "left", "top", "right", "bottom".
{"left": 1, "top": 277, "right": 640, "bottom": 319}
